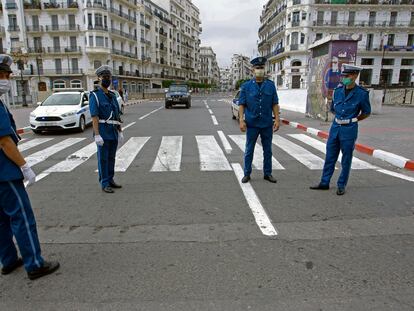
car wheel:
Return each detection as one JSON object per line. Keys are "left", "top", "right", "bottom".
{"left": 121, "top": 104, "right": 125, "bottom": 115}
{"left": 78, "top": 115, "right": 86, "bottom": 132}
{"left": 186, "top": 103, "right": 190, "bottom": 109}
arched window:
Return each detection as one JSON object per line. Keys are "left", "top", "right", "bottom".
{"left": 70, "top": 80, "right": 82, "bottom": 88}
{"left": 291, "top": 60, "right": 302, "bottom": 67}
{"left": 53, "top": 80, "right": 66, "bottom": 89}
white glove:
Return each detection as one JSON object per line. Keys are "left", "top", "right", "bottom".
{"left": 118, "top": 131, "right": 124, "bottom": 147}
{"left": 21, "top": 163, "right": 36, "bottom": 187}
{"left": 95, "top": 135, "right": 104, "bottom": 146}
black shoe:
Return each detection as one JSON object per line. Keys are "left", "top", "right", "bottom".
{"left": 336, "top": 188, "right": 346, "bottom": 196}
{"left": 241, "top": 176, "right": 251, "bottom": 183}
{"left": 264, "top": 175, "right": 277, "bottom": 183}
{"left": 1, "top": 258, "right": 23, "bottom": 275}
{"left": 27, "top": 261, "right": 60, "bottom": 280}
{"left": 102, "top": 186, "right": 114, "bottom": 193}
{"left": 109, "top": 181, "right": 122, "bottom": 189}
{"left": 309, "top": 184, "right": 329, "bottom": 190}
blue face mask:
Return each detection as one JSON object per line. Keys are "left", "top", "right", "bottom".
{"left": 101, "top": 79, "right": 111, "bottom": 88}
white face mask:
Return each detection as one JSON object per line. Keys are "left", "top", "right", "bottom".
{"left": 254, "top": 69, "right": 265, "bottom": 79}
{"left": 0, "top": 80, "right": 11, "bottom": 95}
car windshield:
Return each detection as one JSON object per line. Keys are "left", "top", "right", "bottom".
{"left": 42, "top": 93, "right": 81, "bottom": 106}
{"left": 169, "top": 85, "right": 188, "bottom": 92}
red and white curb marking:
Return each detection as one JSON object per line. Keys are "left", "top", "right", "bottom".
{"left": 281, "top": 118, "right": 414, "bottom": 171}
{"left": 17, "top": 126, "right": 32, "bottom": 135}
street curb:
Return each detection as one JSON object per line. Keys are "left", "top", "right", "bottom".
{"left": 17, "top": 126, "right": 32, "bottom": 135}
{"left": 281, "top": 118, "right": 414, "bottom": 171}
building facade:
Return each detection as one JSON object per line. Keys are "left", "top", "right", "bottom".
{"left": 199, "top": 46, "right": 220, "bottom": 86}
{"left": 258, "top": 0, "right": 414, "bottom": 89}
{"left": 219, "top": 67, "right": 232, "bottom": 91}
{"left": 230, "top": 53, "right": 251, "bottom": 89}
{"left": 0, "top": 0, "right": 201, "bottom": 105}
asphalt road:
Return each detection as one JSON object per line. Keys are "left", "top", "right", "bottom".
{"left": 1, "top": 95, "right": 414, "bottom": 311}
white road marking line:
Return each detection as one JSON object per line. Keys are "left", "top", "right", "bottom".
{"left": 211, "top": 115, "right": 219, "bottom": 125}
{"left": 122, "top": 122, "right": 136, "bottom": 130}
{"left": 217, "top": 131, "right": 232, "bottom": 154}
{"left": 195, "top": 135, "right": 232, "bottom": 171}
{"left": 18, "top": 138, "right": 54, "bottom": 152}
{"left": 376, "top": 169, "right": 414, "bottom": 183}
{"left": 203, "top": 100, "right": 210, "bottom": 109}
{"left": 150, "top": 136, "right": 183, "bottom": 172}
{"left": 272, "top": 135, "right": 325, "bottom": 170}
{"left": 208, "top": 109, "right": 213, "bottom": 115}
{"left": 139, "top": 106, "right": 163, "bottom": 120}
{"left": 228, "top": 135, "right": 284, "bottom": 170}
{"left": 44, "top": 143, "right": 97, "bottom": 173}
{"left": 232, "top": 163, "right": 278, "bottom": 237}
{"left": 26, "top": 138, "right": 85, "bottom": 167}
{"left": 115, "top": 137, "right": 150, "bottom": 172}
{"left": 288, "top": 134, "right": 377, "bottom": 170}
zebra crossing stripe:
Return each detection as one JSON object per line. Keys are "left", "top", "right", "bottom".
{"left": 151, "top": 136, "right": 183, "bottom": 172}
{"left": 228, "top": 135, "right": 285, "bottom": 170}
{"left": 272, "top": 135, "right": 325, "bottom": 170}
{"left": 25, "top": 138, "right": 85, "bottom": 167}
{"left": 195, "top": 135, "right": 232, "bottom": 171}
{"left": 18, "top": 138, "right": 54, "bottom": 152}
{"left": 115, "top": 137, "right": 150, "bottom": 172}
{"left": 44, "top": 142, "right": 97, "bottom": 173}
{"left": 217, "top": 131, "right": 232, "bottom": 154}
{"left": 288, "top": 134, "right": 377, "bottom": 170}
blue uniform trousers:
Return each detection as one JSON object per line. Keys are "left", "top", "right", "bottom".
{"left": 0, "top": 180, "right": 44, "bottom": 272}
{"left": 97, "top": 140, "right": 118, "bottom": 188}
{"left": 244, "top": 126, "right": 273, "bottom": 177}
{"left": 321, "top": 135, "right": 356, "bottom": 188}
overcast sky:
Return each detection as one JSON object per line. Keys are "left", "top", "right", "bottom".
{"left": 192, "top": 0, "right": 268, "bottom": 68}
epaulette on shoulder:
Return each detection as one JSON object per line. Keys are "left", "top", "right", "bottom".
{"left": 334, "top": 84, "right": 343, "bottom": 90}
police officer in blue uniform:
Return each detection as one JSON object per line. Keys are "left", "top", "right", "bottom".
{"left": 238, "top": 56, "right": 280, "bottom": 183}
{"left": 0, "top": 55, "right": 60, "bottom": 280}
{"left": 310, "top": 64, "right": 371, "bottom": 195}
{"left": 90, "top": 65, "right": 124, "bottom": 193}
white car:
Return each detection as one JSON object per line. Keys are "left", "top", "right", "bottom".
{"left": 111, "top": 90, "right": 125, "bottom": 114}
{"left": 30, "top": 91, "right": 92, "bottom": 134}
{"left": 231, "top": 90, "right": 240, "bottom": 120}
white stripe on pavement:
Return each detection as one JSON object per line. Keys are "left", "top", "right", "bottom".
{"left": 139, "top": 106, "right": 163, "bottom": 120}
{"left": 217, "top": 131, "right": 232, "bottom": 154}
{"left": 211, "top": 115, "right": 218, "bottom": 125}
{"left": 195, "top": 135, "right": 232, "bottom": 171}
{"left": 288, "top": 134, "right": 377, "bottom": 170}
{"left": 115, "top": 137, "right": 150, "bottom": 172}
{"left": 123, "top": 122, "right": 136, "bottom": 130}
{"left": 150, "top": 136, "right": 183, "bottom": 172}
{"left": 232, "top": 163, "right": 278, "bottom": 237}
{"left": 228, "top": 135, "right": 284, "bottom": 170}
{"left": 18, "top": 138, "right": 54, "bottom": 152}
{"left": 44, "top": 142, "right": 97, "bottom": 173}
{"left": 208, "top": 109, "right": 213, "bottom": 115}
{"left": 26, "top": 138, "right": 85, "bottom": 167}
{"left": 376, "top": 169, "right": 414, "bottom": 183}
{"left": 272, "top": 135, "right": 325, "bottom": 170}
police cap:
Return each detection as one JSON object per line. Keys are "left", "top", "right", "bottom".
{"left": 250, "top": 56, "right": 267, "bottom": 67}
{"left": 341, "top": 64, "right": 363, "bottom": 75}
{"left": 0, "top": 54, "right": 13, "bottom": 73}
{"left": 95, "top": 65, "right": 112, "bottom": 77}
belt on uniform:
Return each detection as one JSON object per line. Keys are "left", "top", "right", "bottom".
{"left": 98, "top": 120, "right": 121, "bottom": 125}
{"left": 335, "top": 117, "right": 358, "bottom": 125}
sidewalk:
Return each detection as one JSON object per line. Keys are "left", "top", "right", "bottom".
{"left": 281, "top": 105, "right": 414, "bottom": 162}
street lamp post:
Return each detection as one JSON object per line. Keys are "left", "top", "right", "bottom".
{"left": 379, "top": 33, "right": 388, "bottom": 104}
{"left": 16, "top": 59, "right": 27, "bottom": 107}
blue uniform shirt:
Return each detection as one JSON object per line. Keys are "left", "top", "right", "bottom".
{"left": 330, "top": 84, "right": 371, "bottom": 140}
{"left": 89, "top": 88, "right": 120, "bottom": 141}
{"left": 0, "top": 101, "right": 24, "bottom": 182}
{"left": 238, "top": 79, "right": 279, "bottom": 128}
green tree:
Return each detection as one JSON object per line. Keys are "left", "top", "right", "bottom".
{"left": 235, "top": 78, "right": 250, "bottom": 90}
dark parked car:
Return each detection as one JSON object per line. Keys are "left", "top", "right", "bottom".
{"left": 165, "top": 84, "right": 192, "bottom": 109}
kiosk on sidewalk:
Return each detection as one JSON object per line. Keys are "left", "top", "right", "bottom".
{"left": 306, "top": 34, "right": 361, "bottom": 121}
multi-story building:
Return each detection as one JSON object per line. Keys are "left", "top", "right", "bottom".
{"left": 219, "top": 67, "right": 232, "bottom": 91}
{"left": 1, "top": 0, "right": 201, "bottom": 105}
{"left": 199, "top": 46, "right": 220, "bottom": 86}
{"left": 258, "top": 0, "right": 414, "bottom": 89}
{"left": 231, "top": 53, "right": 251, "bottom": 89}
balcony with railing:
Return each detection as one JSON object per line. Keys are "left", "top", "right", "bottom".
{"left": 43, "top": 1, "right": 79, "bottom": 9}
{"left": 109, "top": 6, "right": 137, "bottom": 23}
{"left": 23, "top": 1, "right": 42, "bottom": 9}
{"left": 45, "top": 24, "right": 80, "bottom": 32}
{"left": 112, "top": 48, "right": 138, "bottom": 59}
{"left": 27, "top": 47, "right": 45, "bottom": 54}
{"left": 8, "top": 25, "right": 20, "bottom": 32}
{"left": 26, "top": 25, "right": 44, "bottom": 32}
{"left": 268, "top": 25, "right": 286, "bottom": 40}
{"left": 110, "top": 28, "right": 137, "bottom": 41}
{"left": 314, "top": 0, "right": 414, "bottom": 4}
{"left": 313, "top": 20, "right": 414, "bottom": 28}
{"left": 5, "top": 1, "right": 18, "bottom": 9}
{"left": 87, "top": 24, "right": 108, "bottom": 31}
{"left": 159, "top": 28, "right": 168, "bottom": 37}
{"left": 267, "top": 47, "right": 285, "bottom": 59}
{"left": 86, "top": 1, "right": 107, "bottom": 9}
